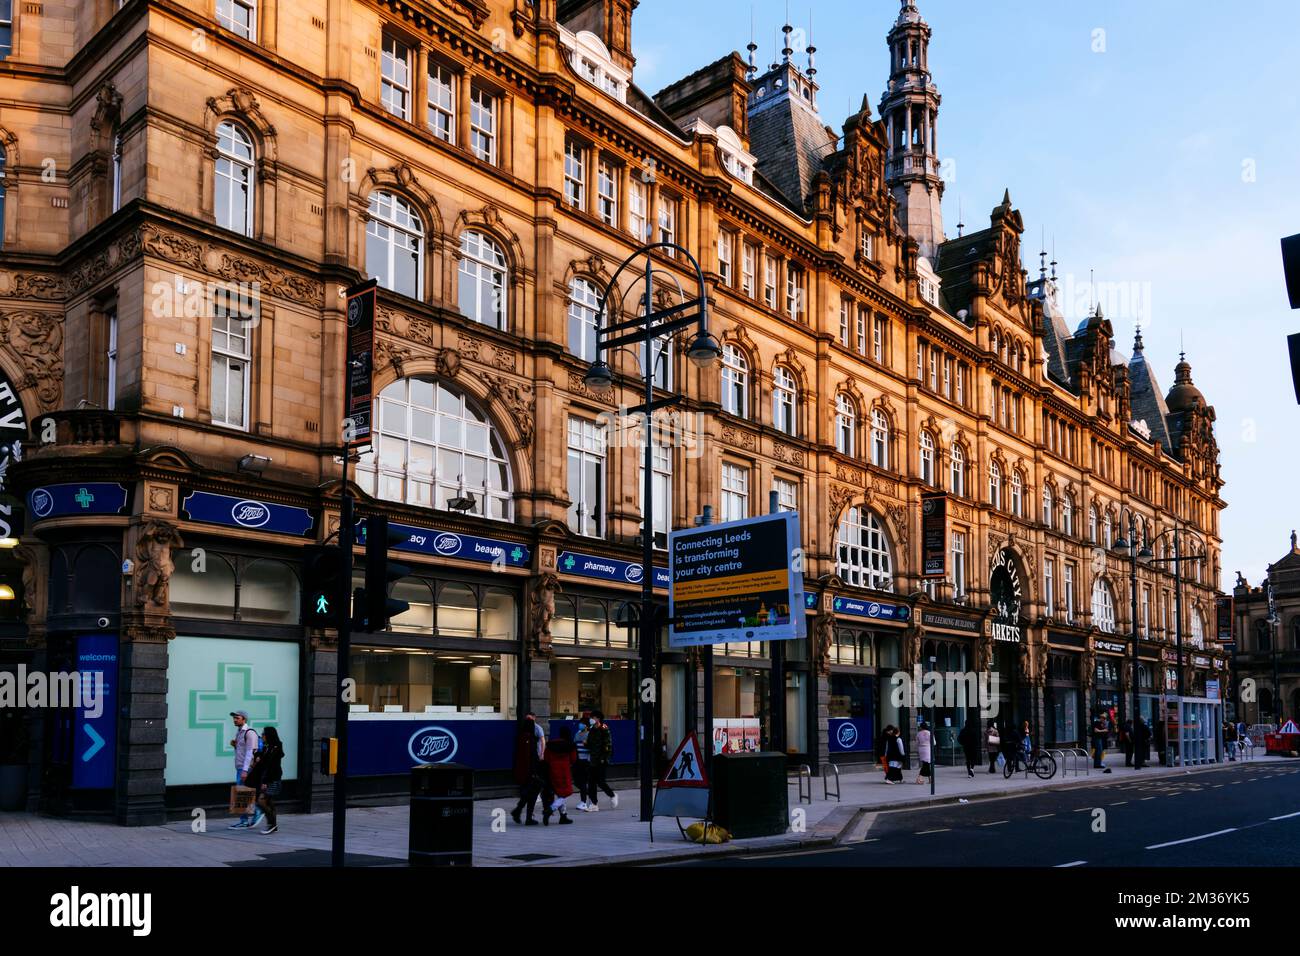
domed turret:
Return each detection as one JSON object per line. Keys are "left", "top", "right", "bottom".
{"left": 1165, "top": 352, "right": 1205, "bottom": 412}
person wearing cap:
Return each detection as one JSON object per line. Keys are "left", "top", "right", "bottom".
{"left": 228, "top": 711, "right": 262, "bottom": 829}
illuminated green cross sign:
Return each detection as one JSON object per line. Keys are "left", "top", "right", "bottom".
{"left": 189, "top": 662, "right": 278, "bottom": 757}
{"left": 74, "top": 488, "right": 94, "bottom": 508}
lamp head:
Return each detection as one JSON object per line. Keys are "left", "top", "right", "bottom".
{"left": 1138, "top": 547, "right": 1153, "bottom": 564}
{"left": 686, "top": 330, "right": 722, "bottom": 369}
{"left": 1112, "top": 537, "right": 1130, "bottom": 553}
{"left": 583, "top": 358, "right": 614, "bottom": 389}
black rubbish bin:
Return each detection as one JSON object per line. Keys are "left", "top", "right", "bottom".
{"left": 409, "top": 762, "right": 474, "bottom": 867}
{"left": 711, "top": 752, "right": 788, "bottom": 839}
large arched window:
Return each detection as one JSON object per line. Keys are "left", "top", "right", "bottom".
{"left": 836, "top": 506, "right": 894, "bottom": 592}
{"left": 918, "top": 431, "right": 935, "bottom": 486}
{"left": 367, "top": 191, "right": 424, "bottom": 298}
{"left": 357, "top": 378, "right": 514, "bottom": 519}
{"left": 721, "top": 344, "right": 748, "bottom": 418}
{"left": 870, "top": 409, "right": 889, "bottom": 468}
{"left": 458, "top": 230, "right": 508, "bottom": 329}
{"left": 1042, "top": 484, "right": 1054, "bottom": 529}
{"left": 989, "top": 460, "right": 1002, "bottom": 509}
{"left": 772, "top": 366, "right": 797, "bottom": 436}
{"left": 950, "top": 443, "right": 965, "bottom": 496}
{"left": 215, "top": 120, "right": 254, "bottom": 236}
{"left": 1091, "top": 578, "right": 1116, "bottom": 633}
{"left": 567, "top": 277, "right": 600, "bottom": 361}
{"left": 1256, "top": 619, "right": 1271, "bottom": 653}
{"left": 836, "top": 394, "right": 856, "bottom": 456}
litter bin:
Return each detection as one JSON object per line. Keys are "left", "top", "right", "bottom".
{"left": 711, "top": 752, "right": 788, "bottom": 839}
{"left": 409, "top": 762, "right": 474, "bottom": 867}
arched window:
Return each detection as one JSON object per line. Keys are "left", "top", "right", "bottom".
{"left": 870, "top": 409, "right": 889, "bottom": 468}
{"left": 215, "top": 121, "right": 254, "bottom": 236}
{"left": 918, "top": 431, "right": 935, "bottom": 486}
{"left": 1091, "top": 578, "right": 1116, "bottom": 633}
{"left": 357, "top": 377, "right": 514, "bottom": 519}
{"left": 950, "top": 443, "right": 965, "bottom": 496}
{"left": 458, "top": 230, "right": 508, "bottom": 329}
{"left": 836, "top": 506, "right": 894, "bottom": 592}
{"left": 835, "top": 394, "right": 856, "bottom": 456}
{"left": 1089, "top": 506, "right": 1098, "bottom": 543}
{"left": 992, "top": 330, "right": 1001, "bottom": 358}
{"left": 772, "top": 366, "right": 796, "bottom": 436}
{"left": 367, "top": 191, "right": 424, "bottom": 298}
{"left": 1189, "top": 611, "right": 1204, "bottom": 649}
{"left": 721, "top": 344, "right": 748, "bottom": 418}
{"left": 1062, "top": 493, "right": 1075, "bottom": 536}
{"left": 567, "top": 278, "right": 600, "bottom": 361}
{"left": 1256, "top": 619, "right": 1271, "bottom": 653}
{"left": 1103, "top": 511, "right": 1114, "bottom": 550}
{"left": 1042, "top": 485, "right": 1054, "bottom": 529}
{"left": 989, "top": 460, "right": 1002, "bottom": 510}
{"left": 1010, "top": 470, "right": 1023, "bottom": 517}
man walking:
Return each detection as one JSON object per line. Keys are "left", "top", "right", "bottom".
{"left": 228, "top": 710, "right": 262, "bottom": 828}
{"left": 585, "top": 711, "right": 618, "bottom": 810}
{"left": 1132, "top": 716, "right": 1150, "bottom": 770}
{"left": 573, "top": 713, "right": 593, "bottom": 811}
{"left": 1090, "top": 712, "right": 1112, "bottom": 774}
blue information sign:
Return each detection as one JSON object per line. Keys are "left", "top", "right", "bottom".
{"left": 357, "top": 519, "right": 530, "bottom": 567}
{"left": 558, "top": 550, "right": 670, "bottom": 588}
{"left": 28, "top": 483, "right": 129, "bottom": 521}
{"left": 831, "top": 595, "right": 911, "bottom": 622}
{"left": 346, "top": 717, "right": 634, "bottom": 775}
{"left": 828, "top": 715, "right": 874, "bottom": 754}
{"left": 72, "top": 634, "right": 118, "bottom": 789}
{"left": 181, "top": 491, "right": 315, "bottom": 536}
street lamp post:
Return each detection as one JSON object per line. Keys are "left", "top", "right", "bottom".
{"left": 1146, "top": 524, "right": 1207, "bottom": 702}
{"left": 1113, "top": 514, "right": 1152, "bottom": 740}
{"left": 584, "top": 242, "right": 720, "bottom": 822}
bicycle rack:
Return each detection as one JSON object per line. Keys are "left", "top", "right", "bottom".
{"left": 788, "top": 764, "right": 813, "bottom": 804}
{"left": 1045, "top": 748, "right": 1066, "bottom": 777}
{"left": 822, "top": 762, "right": 841, "bottom": 802}
{"left": 1073, "top": 748, "right": 1091, "bottom": 775}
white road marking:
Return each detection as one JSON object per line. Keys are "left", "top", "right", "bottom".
{"left": 746, "top": 846, "right": 853, "bottom": 860}
{"left": 1032, "top": 813, "right": 1055, "bottom": 819}
{"left": 916, "top": 828, "right": 950, "bottom": 835}
{"left": 1268, "top": 811, "right": 1300, "bottom": 821}
{"left": 1056, "top": 860, "right": 1087, "bottom": 868}
{"left": 1109, "top": 801, "right": 1128, "bottom": 806}
{"left": 979, "top": 820, "right": 1008, "bottom": 827}
{"left": 1146, "top": 828, "right": 1237, "bottom": 850}
{"left": 1140, "top": 796, "right": 1157, "bottom": 801}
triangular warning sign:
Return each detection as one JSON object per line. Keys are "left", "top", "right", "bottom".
{"left": 658, "top": 731, "right": 709, "bottom": 789}
{"left": 1279, "top": 720, "right": 1298, "bottom": 734}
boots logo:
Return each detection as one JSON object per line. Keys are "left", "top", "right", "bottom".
{"left": 231, "top": 500, "right": 270, "bottom": 528}
{"left": 433, "top": 533, "right": 462, "bottom": 556}
{"left": 31, "top": 488, "right": 54, "bottom": 517}
{"left": 408, "top": 726, "right": 458, "bottom": 763}
{"left": 624, "top": 564, "right": 644, "bottom": 584}
{"left": 836, "top": 723, "right": 859, "bottom": 748}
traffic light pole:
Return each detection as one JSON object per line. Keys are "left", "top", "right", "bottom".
{"left": 331, "top": 455, "right": 354, "bottom": 869}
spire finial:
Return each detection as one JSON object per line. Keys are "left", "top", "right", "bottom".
{"left": 782, "top": 3, "right": 793, "bottom": 64}
{"left": 1133, "top": 322, "right": 1144, "bottom": 353}
{"left": 746, "top": 5, "right": 757, "bottom": 77}
{"left": 806, "top": 12, "right": 816, "bottom": 77}
{"left": 1050, "top": 235, "right": 1057, "bottom": 281}
{"left": 956, "top": 196, "right": 964, "bottom": 238}
{"left": 1039, "top": 226, "right": 1047, "bottom": 279}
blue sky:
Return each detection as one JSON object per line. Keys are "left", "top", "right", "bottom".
{"left": 630, "top": 0, "right": 1300, "bottom": 589}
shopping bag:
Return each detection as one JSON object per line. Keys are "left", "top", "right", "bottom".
{"left": 996, "top": 753, "right": 1005, "bottom": 769}
{"left": 229, "top": 785, "right": 256, "bottom": 815}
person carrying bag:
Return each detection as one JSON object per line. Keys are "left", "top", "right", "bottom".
{"left": 984, "top": 720, "right": 1001, "bottom": 774}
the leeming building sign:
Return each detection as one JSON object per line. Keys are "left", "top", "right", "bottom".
{"left": 989, "top": 549, "right": 1022, "bottom": 643}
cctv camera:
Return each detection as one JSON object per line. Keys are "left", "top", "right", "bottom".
{"left": 97, "top": 616, "right": 111, "bottom": 629}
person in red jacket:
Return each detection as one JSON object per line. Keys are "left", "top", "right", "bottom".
{"left": 542, "top": 722, "right": 577, "bottom": 825}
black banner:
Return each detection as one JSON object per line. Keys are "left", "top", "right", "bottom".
{"left": 344, "top": 279, "right": 378, "bottom": 450}
{"left": 921, "top": 491, "right": 947, "bottom": 577}
{"left": 1216, "top": 595, "right": 1233, "bottom": 642}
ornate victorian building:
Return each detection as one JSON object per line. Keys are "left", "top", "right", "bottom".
{"left": 0, "top": 0, "right": 1226, "bottom": 822}
{"left": 1231, "top": 533, "right": 1300, "bottom": 726}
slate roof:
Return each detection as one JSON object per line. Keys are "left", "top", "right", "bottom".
{"left": 744, "top": 64, "right": 838, "bottom": 217}
{"left": 1127, "top": 334, "right": 1174, "bottom": 452}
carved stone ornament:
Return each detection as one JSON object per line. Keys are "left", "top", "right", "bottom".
{"left": 133, "top": 519, "right": 184, "bottom": 613}
{"left": 772, "top": 442, "right": 806, "bottom": 467}
{"left": 885, "top": 502, "right": 908, "bottom": 550}
{"left": 828, "top": 483, "right": 857, "bottom": 528}
{"left": 484, "top": 375, "right": 536, "bottom": 450}
{"left": 721, "top": 424, "right": 756, "bottom": 451}
{"left": 529, "top": 570, "right": 561, "bottom": 657}
{"left": 0, "top": 310, "right": 63, "bottom": 411}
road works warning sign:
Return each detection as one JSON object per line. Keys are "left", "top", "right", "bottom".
{"left": 667, "top": 511, "right": 805, "bottom": 647}
{"left": 659, "top": 732, "right": 709, "bottom": 789}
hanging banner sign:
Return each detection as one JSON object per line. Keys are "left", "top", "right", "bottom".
{"left": 1215, "top": 596, "right": 1233, "bottom": 642}
{"left": 921, "top": 492, "right": 947, "bottom": 578}
{"left": 558, "top": 550, "right": 669, "bottom": 589}
{"left": 72, "top": 634, "right": 118, "bottom": 790}
{"left": 181, "top": 490, "right": 316, "bottom": 537}
{"left": 989, "top": 549, "right": 1023, "bottom": 643}
{"left": 28, "top": 482, "right": 130, "bottom": 520}
{"left": 344, "top": 279, "right": 378, "bottom": 450}
{"left": 836, "top": 596, "right": 912, "bottom": 623}
{"left": 668, "top": 511, "right": 805, "bottom": 647}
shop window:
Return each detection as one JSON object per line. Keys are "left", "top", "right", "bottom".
{"left": 577, "top": 598, "right": 609, "bottom": 646}
{"left": 481, "top": 588, "right": 517, "bottom": 642}
{"left": 437, "top": 581, "right": 478, "bottom": 639}
{"left": 829, "top": 673, "right": 870, "bottom": 718}
{"left": 390, "top": 578, "right": 435, "bottom": 633}
{"left": 350, "top": 647, "right": 515, "bottom": 719}
{"left": 550, "top": 657, "right": 633, "bottom": 720}
{"left": 171, "top": 549, "right": 237, "bottom": 619}
{"left": 71, "top": 545, "right": 121, "bottom": 613}
{"left": 239, "top": 559, "right": 299, "bottom": 624}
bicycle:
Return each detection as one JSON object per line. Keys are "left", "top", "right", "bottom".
{"left": 1004, "top": 747, "right": 1057, "bottom": 780}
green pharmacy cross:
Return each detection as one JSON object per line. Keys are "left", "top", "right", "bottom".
{"left": 74, "top": 488, "right": 94, "bottom": 509}
{"left": 189, "top": 662, "right": 279, "bottom": 757}
{"left": 563, "top": 554, "right": 576, "bottom": 570}
{"left": 510, "top": 546, "right": 523, "bottom": 563}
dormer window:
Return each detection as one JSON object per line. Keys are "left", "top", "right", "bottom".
{"left": 561, "top": 29, "right": 630, "bottom": 104}
{"left": 716, "top": 126, "right": 755, "bottom": 185}
{"left": 918, "top": 275, "right": 938, "bottom": 306}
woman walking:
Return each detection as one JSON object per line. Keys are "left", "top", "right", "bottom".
{"left": 245, "top": 726, "right": 284, "bottom": 834}
{"left": 914, "top": 721, "right": 933, "bottom": 785}
{"left": 510, "top": 715, "right": 543, "bottom": 825}
{"left": 984, "top": 720, "right": 1001, "bottom": 773}
{"left": 882, "top": 726, "right": 905, "bottom": 784}
{"left": 542, "top": 723, "right": 577, "bottom": 825}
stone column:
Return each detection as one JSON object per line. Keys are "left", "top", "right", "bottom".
{"left": 812, "top": 609, "right": 832, "bottom": 773}
{"left": 526, "top": 566, "right": 561, "bottom": 721}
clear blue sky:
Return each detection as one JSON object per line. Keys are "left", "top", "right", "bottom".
{"left": 630, "top": 0, "right": 1300, "bottom": 589}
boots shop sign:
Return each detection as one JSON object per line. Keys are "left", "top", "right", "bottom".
{"left": 989, "top": 549, "right": 1023, "bottom": 644}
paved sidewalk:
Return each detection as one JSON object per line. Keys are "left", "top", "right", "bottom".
{"left": 0, "top": 753, "right": 1284, "bottom": 867}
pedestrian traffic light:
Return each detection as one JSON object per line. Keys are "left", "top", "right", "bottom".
{"left": 302, "top": 545, "right": 344, "bottom": 628}
{"left": 360, "top": 515, "right": 410, "bottom": 633}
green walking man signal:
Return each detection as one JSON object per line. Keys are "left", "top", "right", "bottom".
{"left": 301, "top": 545, "right": 344, "bottom": 628}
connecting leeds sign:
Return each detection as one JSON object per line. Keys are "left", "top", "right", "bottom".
{"left": 668, "top": 511, "right": 805, "bottom": 647}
